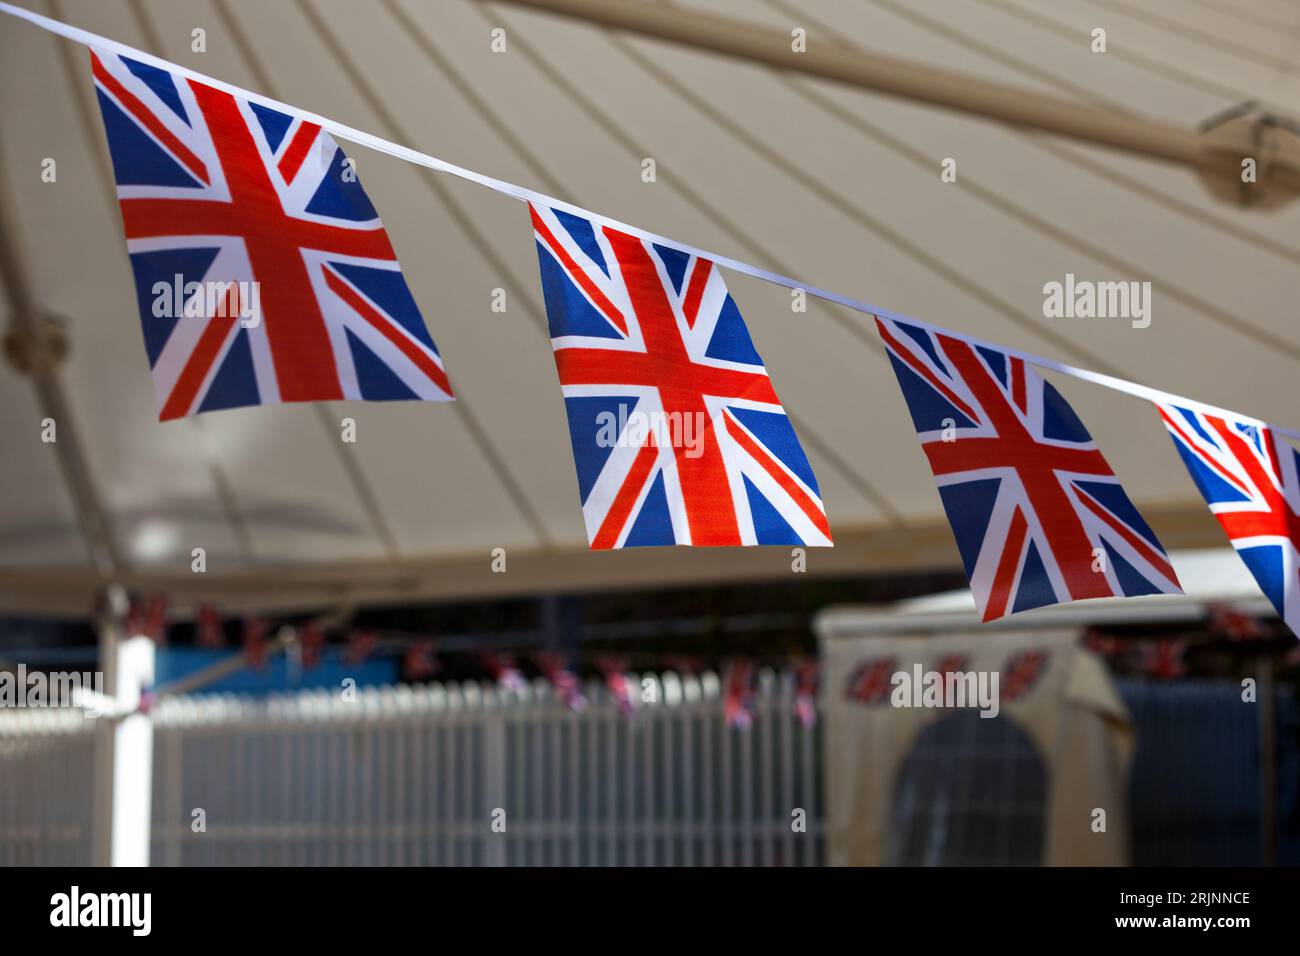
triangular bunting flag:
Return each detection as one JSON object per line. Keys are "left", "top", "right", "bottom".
{"left": 1157, "top": 403, "right": 1300, "bottom": 637}
{"left": 529, "top": 202, "right": 831, "bottom": 549}
{"left": 876, "top": 315, "right": 1181, "bottom": 620}
{"left": 89, "top": 47, "right": 451, "bottom": 419}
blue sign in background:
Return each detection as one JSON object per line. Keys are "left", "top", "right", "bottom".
{"left": 154, "top": 647, "right": 398, "bottom": 694}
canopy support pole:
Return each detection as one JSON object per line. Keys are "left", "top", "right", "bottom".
{"left": 0, "top": 137, "right": 123, "bottom": 578}
{"left": 489, "top": 0, "right": 1300, "bottom": 208}
{"left": 0, "top": 136, "right": 140, "bottom": 864}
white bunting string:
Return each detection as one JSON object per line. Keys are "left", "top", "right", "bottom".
{"left": 3, "top": 1, "right": 1297, "bottom": 441}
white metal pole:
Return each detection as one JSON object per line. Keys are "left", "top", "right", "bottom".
{"left": 109, "top": 635, "right": 155, "bottom": 867}
{"left": 90, "top": 603, "right": 121, "bottom": 867}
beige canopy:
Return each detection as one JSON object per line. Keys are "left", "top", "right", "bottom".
{"left": 2, "top": 0, "right": 1298, "bottom": 615}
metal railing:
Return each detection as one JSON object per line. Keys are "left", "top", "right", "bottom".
{"left": 0, "top": 669, "right": 824, "bottom": 866}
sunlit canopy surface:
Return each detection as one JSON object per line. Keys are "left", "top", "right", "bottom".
{"left": 2, "top": 0, "right": 1298, "bottom": 614}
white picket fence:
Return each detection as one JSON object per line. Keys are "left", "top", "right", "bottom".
{"left": 0, "top": 669, "right": 824, "bottom": 866}
{"left": 0, "top": 707, "right": 96, "bottom": 866}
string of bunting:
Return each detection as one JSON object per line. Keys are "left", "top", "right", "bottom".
{"left": 2, "top": 4, "right": 1297, "bottom": 636}
{"left": 103, "top": 593, "right": 1300, "bottom": 722}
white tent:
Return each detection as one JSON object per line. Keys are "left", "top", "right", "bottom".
{"left": 817, "top": 547, "right": 1277, "bottom": 637}
{"left": 2, "top": 0, "right": 1299, "bottom": 615}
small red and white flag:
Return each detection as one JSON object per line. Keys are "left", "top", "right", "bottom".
{"left": 1144, "top": 639, "right": 1187, "bottom": 680}
{"left": 538, "top": 652, "right": 587, "bottom": 712}
{"left": 596, "top": 657, "right": 636, "bottom": 717}
{"left": 196, "top": 603, "right": 224, "bottom": 649}
{"left": 299, "top": 622, "right": 326, "bottom": 670}
{"left": 403, "top": 639, "right": 440, "bottom": 681}
{"left": 344, "top": 629, "right": 378, "bottom": 666}
{"left": 793, "top": 659, "right": 818, "bottom": 729}
{"left": 480, "top": 652, "right": 527, "bottom": 693}
{"left": 242, "top": 617, "right": 270, "bottom": 669}
{"left": 723, "top": 659, "right": 755, "bottom": 730}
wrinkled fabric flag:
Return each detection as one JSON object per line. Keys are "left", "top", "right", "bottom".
{"left": 877, "top": 315, "right": 1180, "bottom": 620}
{"left": 529, "top": 202, "right": 830, "bottom": 549}
{"left": 1158, "top": 403, "right": 1299, "bottom": 637}
{"left": 90, "top": 48, "right": 451, "bottom": 419}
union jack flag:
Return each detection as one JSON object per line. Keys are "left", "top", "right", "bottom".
{"left": 1158, "top": 403, "right": 1300, "bottom": 637}
{"left": 876, "top": 316, "right": 1181, "bottom": 621}
{"left": 90, "top": 49, "right": 452, "bottom": 419}
{"left": 1001, "top": 650, "right": 1047, "bottom": 700}
{"left": 529, "top": 203, "right": 831, "bottom": 549}
{"left": 845, "top": 657, "right": 896, "bottom": 705}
